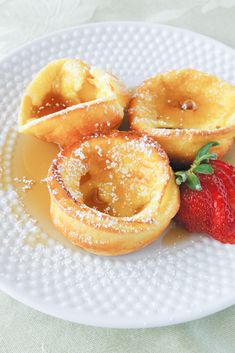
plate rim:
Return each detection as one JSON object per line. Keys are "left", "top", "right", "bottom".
{"left": 1, "top": 279, "right": 235, "bottom": 328}
{"left": 0, "top": 20, "right": 234, "bottom": 64}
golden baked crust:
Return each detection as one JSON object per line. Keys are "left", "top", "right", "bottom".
{"left": 129, "top": 69, "right": 235, "bottom": 164}
{"left": 19, "top": 59, "right": 129, "bottom": 146}
{"left": 47, "top": 131, "right": 180, "bottom": 255}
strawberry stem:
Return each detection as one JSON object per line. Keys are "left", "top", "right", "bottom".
{"left": 175, "top": 141, "right": 219, "bottom": 190}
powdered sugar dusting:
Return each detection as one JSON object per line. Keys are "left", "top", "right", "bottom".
{"left": 14, "top": 176, "right": 35, "bottom": 192}
{"left": 49, "top": 132, "right": 171, "bottom": 236}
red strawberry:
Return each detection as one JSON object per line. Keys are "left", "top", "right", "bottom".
{"left": 211, "top": 159, "right": 235, "bottom": 212}
{"left": 175, "top": 176, "right": 213, "bottom": 235}
{"left": 175, "top": 142, "right": 235, "bottom": 244}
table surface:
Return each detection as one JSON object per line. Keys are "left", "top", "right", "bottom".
{"left": 1, "top": 1, "right": 235, "bottom": 352}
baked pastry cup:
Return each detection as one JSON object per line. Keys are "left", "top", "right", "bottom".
{"left": 19, "top": 59, "right": 129, "bottom": 146}
{"left": 47, "top": 131, "right": 179, "bottom": 256}
{"left": 129, "top": 69, "right": 235, "bottom": 165}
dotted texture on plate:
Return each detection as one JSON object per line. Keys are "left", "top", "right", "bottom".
{"left": 0, "top": 22, "right": 235, "bottom": 328}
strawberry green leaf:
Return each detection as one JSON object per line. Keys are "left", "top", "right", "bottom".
{"left": 174, "top": 141, "right": 219, "bottom": 191}
{"left": 195, "top": 141, "right": 219, "bottom": 161}
{"left": 197, "top": 152, "right": 217, "bottom": 163}
{"left": 194, "top": 164, "right": 214, "bottom": 174}
{"left": 185, "top": 173, "right": 202, "bottom": 191}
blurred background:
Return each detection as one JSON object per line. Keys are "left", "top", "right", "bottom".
{"left": 1, "top": 0, "right": 235, "bottom": 59}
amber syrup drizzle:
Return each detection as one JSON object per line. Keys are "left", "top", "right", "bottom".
{"left": 162, "top": 223, "right": 191, "bottom": 246}
{"left": 31, "top": 92, "right": 73, "bottom": 118}
{"left": 12, "top": 134, "right": 59, "bottom": 233}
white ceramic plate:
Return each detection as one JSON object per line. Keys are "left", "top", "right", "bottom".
{"left": 1, "top": 22, "right": 235, "bottom": 329}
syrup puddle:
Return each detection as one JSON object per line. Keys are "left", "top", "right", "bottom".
{"left": 12, "top": 134, "right": 59, "bottom": 221}
{"left": 11, "top": 134, "right": 78, "bottom": 248}
{"left": 162, "top": 222, "right": 192, "bottom": 247}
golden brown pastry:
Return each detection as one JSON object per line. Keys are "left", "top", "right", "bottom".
{"left": 19, "top": 59, "right": 129, "bottom": 146}
{"left": 47, "top": 131, "right": 180, "bottom": 256}
{"left": 129, "top": 69, "right": 235, "bottom": 164}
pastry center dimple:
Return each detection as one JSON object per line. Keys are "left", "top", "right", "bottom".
{"left": 180, "top": 99, "right": 197, "bottom": 111}
{"left": 84, "top": 187, "right": 110, "bottom": 214}
{"left": 31, "top": 92, "right": 73, "bottom": 118}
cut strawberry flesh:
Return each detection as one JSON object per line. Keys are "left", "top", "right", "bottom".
{"left": 211, "top": 160, "right": 235, "bottom": 213}
{"left": 201, "top": 173, "right": 235, "bottom": 243}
